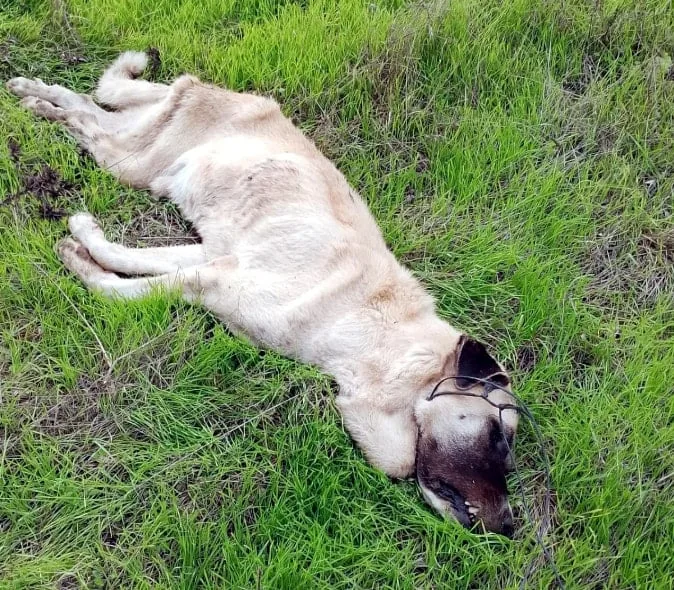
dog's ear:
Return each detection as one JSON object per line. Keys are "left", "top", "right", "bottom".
{"left": 455, "top": 335, "right": 509, "bottom": 389}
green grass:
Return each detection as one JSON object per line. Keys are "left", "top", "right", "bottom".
{"left": 1, "top": 0, "right": 674, "bottom": 587}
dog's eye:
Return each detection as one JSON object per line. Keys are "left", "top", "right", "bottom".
{"left": 489, "top": 419, "right": 513, "bottom": 456}
{"left": 490, "top": 373, "right": 510, "bottom": 387}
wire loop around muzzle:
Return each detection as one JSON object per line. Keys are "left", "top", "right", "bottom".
{"left": 426, "top": 375, "right": 566, "bottom": 590}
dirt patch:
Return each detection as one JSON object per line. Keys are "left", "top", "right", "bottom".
{"left": 575, "top": 549, "right": 612, "bottom": 589}
{"left": 8, "top": 136, "right": 20, "bottom": 161}
{"left": 173, "top": 465, "right": 255, "bottom": 518}
{"left": 561, "top": 53, "right": 605, "bottom": 97}
{"left": 10, "top": 375, "right": 118, "bottom": 439}
{"left": 56, "top": 574, "right": 78, "bottom": 590}
{"left": 143, "top": 552, "right": 170, "bottom": 584}
{"left": 101, "top": 523, "right": 121, "bottom": 548}
{"left": 666, "top": 64, "right": 674, "bottom": 81}
{"left": 569, "top": 345, "right": 598, "bottom": 385}
{"left": 146, "top": 46, "right": 161, "bottom": 80}
{"left": 23, "top": 165, "right": 71, "bottom": 220}
{"left": 640, "top": 229, "right": 674, "bottom": 263}
{"left": 226, "top": 503, "right": 261, "bottom": 536}
{"left": 305, "top": 108, "right": 364, "bottom": 161}
{"left": 4, "top": 138, "right": 75, "bottom": 220}
{"left": 120, "top": 204, "right": 200, "bottom": 247}
{"left": 35, "top": 395, "right": 106, "bottom": 437}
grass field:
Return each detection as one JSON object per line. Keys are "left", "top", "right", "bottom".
{"left": 1, "top": 0, "right": 674, "bottom": 588}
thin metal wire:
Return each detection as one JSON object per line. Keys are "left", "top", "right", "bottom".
{"left": 427, "top": 375, "right": 566, "bottom": 589}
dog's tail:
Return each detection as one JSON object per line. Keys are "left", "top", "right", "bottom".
{"left": 95, "top": 51, "right": 165, "bottom": 109}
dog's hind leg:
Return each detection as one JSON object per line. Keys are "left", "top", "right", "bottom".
{"left": 67, "top": 212, "right": 207, "bottom": 275}
{"left": 57, "top": 237, "right": 209, "bottom": 300}
{"left": 6, "top": 74, "right": 190, "bottom": 188}
{"left": 6, "top": 76, "right": 110, "bottom": 119}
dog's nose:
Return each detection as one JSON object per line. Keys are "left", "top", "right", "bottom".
{"left": 501, "top": 515, "right": 514, "bottom": 539}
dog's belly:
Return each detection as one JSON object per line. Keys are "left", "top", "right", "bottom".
{"left": 165, "top": 137, "right": 360, "bottom": 276}
{"left": 158, "top": 137, "right": 373, "bottom": 356}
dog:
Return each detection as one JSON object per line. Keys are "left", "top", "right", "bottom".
{"left": 6, "top": 51, "right": 519, "bottom": 536}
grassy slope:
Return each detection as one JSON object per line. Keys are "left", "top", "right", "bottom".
{"left": 1, "top": 0, "right": 673, "bottom": 588}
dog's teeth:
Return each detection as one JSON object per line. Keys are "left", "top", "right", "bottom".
{"left": 464, "top": 501, "right": 471, "bottom": 506}
{"left": 468, "top": 506, "right": 479, "bottom": 515}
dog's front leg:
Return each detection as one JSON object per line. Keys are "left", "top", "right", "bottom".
{"left": 56, "top": 237, "right": 232, "bottom": 303}
{"left": 335, "top": 395, "right": 418, "bottom": 480}
{"left": 67, "top": 213, "right": 207, "bottom": 275}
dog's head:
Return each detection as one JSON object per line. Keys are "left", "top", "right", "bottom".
{"left": 413, "top": 336, "right": 518, "bottom": 537}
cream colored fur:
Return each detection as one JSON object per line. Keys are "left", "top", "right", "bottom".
{"left": 7, "top": 52, "right": 518, "bottom": 531}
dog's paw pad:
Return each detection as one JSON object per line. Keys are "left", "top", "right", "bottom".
{"left": 57, "top": 237, "right": 91, "bottom": 264}
{"left": 19, "top": 96, "right": 62, "bottom": 119}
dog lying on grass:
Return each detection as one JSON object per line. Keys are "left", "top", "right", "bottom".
{"left": 7, "top": 51, "right": 518, "bottom": 536}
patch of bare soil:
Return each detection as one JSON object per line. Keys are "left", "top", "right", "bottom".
{"left": 101, "top": 523, "right": 122, "bottom": 548}
{"left": 4, "top": 138, "right": 75, "bottom": 220}
{"left": 119, "top": 204, "right": 200, "bottom": 248}
{"left": 580, "top": 558, "right": 611, "bottom": 590}
{"left": 561, "top": 54, "right": 601, "bottom": 97}
{"left": 666, "top": 64, "right": 674, "bottom": 81}
{"left": 6, "top": 374, "right": 118, "bottom": 444}
{"left": 145, "top": 46, "right": 161, "bottom": 80}
{"left": 56, "top": 574, "right": 78, "bottom": 590}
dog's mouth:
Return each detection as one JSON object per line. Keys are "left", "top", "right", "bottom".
{"left": 426, "top": 482, "right": 476, "bottom": 528}
{"left": 419, "top": 479, "right": 515, "bottom": 537}
{"left": 417, "top": 477, "right": 473, "bottom": 528}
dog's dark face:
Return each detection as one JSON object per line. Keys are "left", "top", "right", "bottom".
{"left": 413, "top": 337, "right": 518, "bottom": 537}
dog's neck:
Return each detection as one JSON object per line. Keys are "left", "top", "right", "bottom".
{"left": 319, "top": 282, "right": 462, "bottom": 407}
{"left": 325, "top": 304, "right": 462, "bottom": 479}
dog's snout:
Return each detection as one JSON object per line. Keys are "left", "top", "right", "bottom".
{"left": 501, "top": 514, "right": 514, "bottom": 538}
{"left": 439, "top": 493, "right": 515, "bottom": 537}
{"left": 489, "top": 500, "right": 515, "bottom": 538}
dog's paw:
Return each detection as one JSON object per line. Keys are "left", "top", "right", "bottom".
{"left": 6, "top": 77, "right": 37, "bottom": 97}
{"left": 57, "top": 237, "right": 119, "bottom": 295}
{"left": 68, "top": 212, "right": 103, "bottom": 241}
{"left": 18, "top": 96, "right": 63, "bottom": 120}
{"left": 57, "top": 236, "right": 94, "bottom": 268}
{"left": 56, "top": 237, "right": 108, "bottom": 281}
